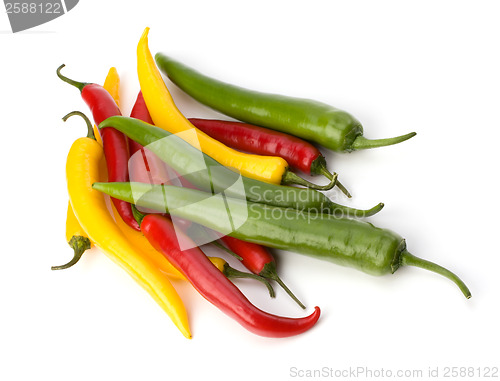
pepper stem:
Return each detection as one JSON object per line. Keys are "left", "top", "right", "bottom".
{"left": 62, "top": 111, "right": 95, "bottom": 140}
{"left": 223, "top": 263, "right": 276, "bottom": 298}
{"left": 400, "top": 250, "right": 471, "bottom": 299}
{"left": 51, "top": 236, "right": 91, "bottom": 270}
{"left": 318, "top": 166, "right": 352, "bottom": 198}
{"left": 210, "top": 240, "right": 243, "bottom": 261}
{"left": 282, "top": 169, "right": 338, "bottom": 191}
{"left": 260, "top": 262, "right": 306, "bottom": 309}
{"left": 56, "top": 64, "right": 88, "bottom": 92}
{"left": 351, "top": 132, "right": 417, "bottom": 150}
{"left": 131, "top": 204, "right": 146, "bottom": 226}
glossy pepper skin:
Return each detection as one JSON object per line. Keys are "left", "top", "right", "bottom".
{"left": 136, "top": 28, "right": 335, "bottom": 191}
{"left": 99, "top": 116, "right": 384, "bottom": 218}
{"left": 56, "top": 64, "right": 140, "bottom": 231}
{"left": 155, "top": 54, "right": 416, "bottom": 153}
{"left": 92, "top": 67, "right": 120, "bottom": 145}
{"left": 93, "top": 182, "right": 471, "bottom": 299}
{"left": 65, "top": 112, "right": 191, "bottom": 339}
{"left": 141, "top": 214, "right": 321, "bottom": 338}
{"left": 189, "top": 118, "right": 350, "bottom": 197}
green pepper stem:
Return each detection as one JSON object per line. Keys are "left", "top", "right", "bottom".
{"left": 400, "top": 250, "right": 471, "bottom": 299}
{"left": 282, "top": 169, "right": 338, "bottom": 191}
{"left": 310, "top": 156, "right": 351, "bottom": 197}
{"left": 62, "top": 111, "right": 95, "bottom": 140}
{"left": 131, "top": 204, "right": 146, "bottom": 226}
{"left": 56, "top": 64, "right": 88, "bottom": 92}
{"left": 223, "top": 263, "right": 276, "bottom": 298}
{"left": 51, "top": 236, "right": 91, "bottom": 270}
{"left": 260, "top": 262, "right": 306, "bottom": 309}
{"left": 351, "top": 132, "right": 417, "bottom": 150}
{"left": 318, "top": 166, "right": 352, "bottom": 198}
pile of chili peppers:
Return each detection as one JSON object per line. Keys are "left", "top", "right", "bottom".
{"left": 53, "top": 27, "right": 471, "bottom": 339}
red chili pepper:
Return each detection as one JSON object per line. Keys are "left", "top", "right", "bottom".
{"left": 219, "top": 235, "right": 305, "bottom": 309}
{"left": 189, "top": 118, "right": 351, "bottom": 197}
{"left": 57, "top": 64, "right": 140, "bottom": 231}
{"left": 141, "top": 214, "right": 321, "bottom": 338}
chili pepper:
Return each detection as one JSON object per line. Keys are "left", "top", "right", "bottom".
{"left": 54, "top": 67, "right": 120, "bottom": 270}
{"left": 110, "top": 203, "right": 185, "bottom": 280}
{"left": 128, "top": 91, "right": 171, "bottom": 185}
{"left": 93, "top": 182, "right": 471, "bottom": 299}
{"left": 103, "top": 67, "right": 120, "bottom": 107}
{"left": 92, "top": 67, "right": 121, "bottom": 145}
{"left": 155, "top": 53, "right": 417, "bottom": 153}
{"left": 189, "top": 118, "right": 351, "bottom": 197}
{"left": 137, "top": 27, "right": 335, "bottom": 191}
{"left": 62, "top": 69, "right": 183, "bottom": 278}
{"left": 52, "top": 202, "right": 92, "bottom": 270}
{"left": 64, "top": 111, "right": 191, "bottom": 339}
{"left": 208, "top": 257, "right": 275, "bottom": 298}
{"left": 127, "top": 91, "right": 172, "bottom": 218}
{"left": 140, "top": 214, "right": 321, "bottom": 338}
{"left": 99, "top": 116, "right": 384, "bottom": 218}
{"left": 56, "top": 64, "right": 140, "bottom": 231}
{"left": 219, "top": 235, "right": 305, "bottom": 309}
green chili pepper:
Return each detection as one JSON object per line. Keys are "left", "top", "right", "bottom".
{"left": 92, "top": 182, "right": 471, "bottom": 299}
{"left": 99, "top": 116, "right": 383, "bottom": 217}
{"left": 155, "top": 54, "right": 416, "bottom": 153}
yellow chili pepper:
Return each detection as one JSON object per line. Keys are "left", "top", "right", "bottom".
{"left": 137, "top": 27, "right": 332, "bottom": 188}
{"left": 103, "top": 67, "right": 121, "bottom": 106}
{"left": 65, "top": 110, "right": 191, "bottom": 339}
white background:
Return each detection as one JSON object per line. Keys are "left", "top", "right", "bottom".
{"left": 1, "top": 1, "right": 499, "bottom": 380}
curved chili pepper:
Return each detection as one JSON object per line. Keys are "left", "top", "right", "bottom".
{"left": 99, "top": 116, "right": 384, "bottom": 218}
{"left": 189, "top": 118, "right": 351, "bottom": 197}
{"left": 64, "top": 112, "right": 191, "bottom": 339}
{"left": 93, "top": 182, "right": 471, "bottom": 299}
{"left": 56, "top": 64, "right": 140, "bottom": 231}
{"left": 155, "top": 53, "right": 417, "bottom": 153}
{"left": 140, "top": 214, "right": 321, "bottom": 338}
{"left": 219, "top": 235, "right": 305, "bottom": 309}
{"left": 137, "top": 28, "right": 335, "bottom": 191}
